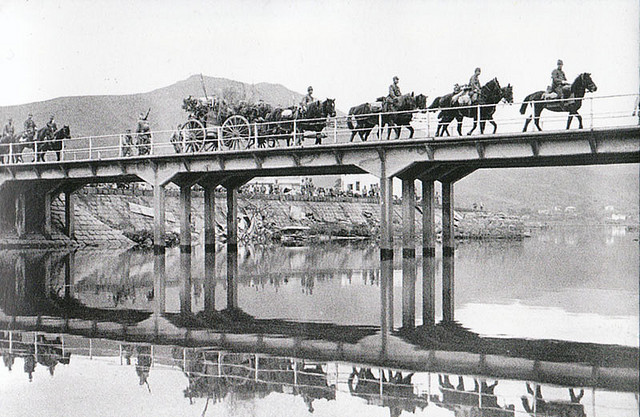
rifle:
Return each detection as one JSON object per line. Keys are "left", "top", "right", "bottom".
{"left": 143, "top": 108, "right": 151, "bottom": 120}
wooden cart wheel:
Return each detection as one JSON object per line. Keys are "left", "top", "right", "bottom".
{"left": 180, "top": 119, "right": 206, "bottom": 152}
{"left": 221, "top": 115, "right": 250, "bottom": 150}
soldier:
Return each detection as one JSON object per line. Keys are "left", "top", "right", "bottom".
{"left": 300, "top": 86, "right": 315, "bottom": 114}
{"left": 24, "top": 113, "right": 36, "bottom": 140}
{"left": 552, "top": 59, "right": 570, "bottom": 101}
{"left": 2, "top": 118, "right": 15, "bottom": 139}
{"left": 46, "top": 115, "right": 57, "bottom": 133}
{"left": 122, "top": 129, "right": 134, "bottom": 157}
{"left": 388, "top": 76, "right": 402, "bottom": 103}
{"left": 469, "top": 67, "right": 482, "bottom": 102}
{"left": 136, "top": 110, "right": 151, "bottom": 155}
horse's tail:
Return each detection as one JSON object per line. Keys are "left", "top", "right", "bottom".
{"left": 520, "top": 93, "right": 537, "bottom": 114}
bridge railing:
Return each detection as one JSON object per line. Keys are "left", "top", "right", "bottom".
{"left": 0, "top": 93, "right": 638, "bottom": 165}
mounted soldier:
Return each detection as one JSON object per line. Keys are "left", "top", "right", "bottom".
{"left": 46, "top": 115, "right": 57, "bottom": 133}
{"left": 300, "top": 86, "right": 315, "bottom": 115}
{"left": 550, "top": 59, "right": 571, "bottom": 102}
{"left": 468, "top": 67, "right": 482, "bottom": 102}
{"left": 2, "top": 118, "right": 15, "bottom": 140}
{"left": 23, "top": 113, "right": 36, "bottom": 141}
{"left": 387, "top": 76, "right": 402, "bottom": 108}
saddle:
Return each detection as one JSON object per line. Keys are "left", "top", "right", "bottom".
{"left": 369, "top": 102, "right": 383, "bottom": 112}
{"left": 542, "top": 85, "right": 572, "bottom": 101}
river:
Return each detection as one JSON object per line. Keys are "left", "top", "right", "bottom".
{"left": 0, "top": 225, "right": 638, "bottom": 416}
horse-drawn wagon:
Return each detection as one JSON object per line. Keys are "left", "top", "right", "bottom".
{"left": 175, "top": 96, "right": 270, "bottom": 152}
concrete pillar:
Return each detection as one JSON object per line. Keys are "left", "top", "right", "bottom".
{"left": 401, "top": 255, "right": 416, "bottom": 329}
{"left": 441, "top": 181, "right": 455, "bottom": 322}
{"left": 422, "top": 255, "right": 436, "bottom": 326}
{"left": 401, "top": 178, "right": 416, "bottom": 329}
{"left": 64, "top": 191, "right": 75, "bottom": 239}
{"left": 15, "top": 191, "right": 25, "bottom": 238}
{"left": 380, "top": 176, "right": 394, "bottom": 261}
{"left": 204, "top": 185, "right": 216, "bottom": 253}
{"left": 421, "top": 180, "right": 436, "bottom": 257}
{"left": 401, "top": 179, "right": 416, "bottom": 258}
{"left": 226, "top": 185, "right": 238, "bottom": 309}
{"left": 179, "top": 185, "right": 192, "bottom": 254}
{"left": 43, "top": 191, "right": 53, "bottom": 238}
{"left": 153, "top": 184, "right": 166, "bottom": 254}
{"left": 203, "top": 185, "right": 217, "bottom": 313}
{"left": 180, "top": 254, "right": 192, "bottom": 314}
{"left": 441, "top": 182, "right": 455, "bottom": 256}
{"left": 226, "top": 186, "right": 238, "bottom": 251}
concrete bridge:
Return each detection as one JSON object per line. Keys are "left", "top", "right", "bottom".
{"left": 1, "top": 121, "right": 638, "bottom": 322}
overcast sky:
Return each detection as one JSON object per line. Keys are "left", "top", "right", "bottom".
{"left": 0, "top": 0, "right": 638, "bottom": 110}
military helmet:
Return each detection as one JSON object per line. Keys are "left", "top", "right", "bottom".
{"left": 393, "top": 76, "right": 399, "bottom": 81}
{"left": 557, "top": 59, "right": 563, "bottom": 65}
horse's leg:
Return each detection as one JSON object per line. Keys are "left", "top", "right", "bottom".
{"left": 534, "top": 107, "right": 543, "bottom": 131}
{"left": 315, "top": 132, "right": 321, "bottom": 145}
{"left": 576, "top": 113, "right": 583, "bottom": 129}
{"left": 566, "top": 113, "right": 574, "bottom": 129}
{"left": 468, "top": 116, "right": 478, "bottom": 135}
{"left": 490, "top": 119, "right": 497, "bottom": 134}
{"left": 479, "top": 120, "right": 486, "bottom": 134}
{"left": 456, "top": 117, "right": 463, "bottom": 136}
{"left": 407, "top": 126, "right": 414, "bottom": 139}
{"left": 349, "top": 130, "right": 356, "bottom": 142}
{"left": 393, "top": 126, "right": 401, "bottom": 140}
{"left": 523, "top": 116, "right": 531, "bottom": 132}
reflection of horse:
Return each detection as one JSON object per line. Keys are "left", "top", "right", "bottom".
{"left": 521, "top": 383, "right": 586, "bottom": 417}
{"left": 266, "top": 99, "right": 336, "bottom": 146}
{"left": 454, "top": 79, "right": 513, "bottom": 135}
{"left": 520, "top": 73, "right": 597, "bottom": 132}
{"left": 431, "top": 375, "right": 515, "bottom": 417}
{"left": 348, "top": 367, "right": 426, "bottom": 417}
{"left": 35, "top": 335, "right": 70, "bottom": 376}
{"left": 386, "top": 93, "right": 429, "bottom": 139}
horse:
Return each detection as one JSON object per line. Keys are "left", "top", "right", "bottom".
{"left": 428, "top": 93, "right": 457, "bottom": 137}
{"left": 520, "top": 72, "right": 597, "bottom": 132}
{"left": 39, "top": 126, "right": 70, "bottom": 161}
{"left": 385, "top": 93, "right": 428, "bottom": 139}
{"left": 266, "top": 98, "right": 335, "bottom": 146}
{"left": 454, "top": 78, "right": 513, "bottom": 135}
{"left": 347, "top": 100, "right": 393, "bottom": 142}
{"left": 296, "top": 98, "right": 336, "bottom": 145}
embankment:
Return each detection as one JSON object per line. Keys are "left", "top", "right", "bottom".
{"left": 1, "top": 187, "right": 526, "bottom": 248}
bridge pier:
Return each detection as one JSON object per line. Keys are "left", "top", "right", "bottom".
{"left": 179, "top": 184, "right": 192, "bottom": 314}
{"left": 421, "top": 179, "right": 436, "bottom": 326}
{"left": 226, "top": 185, "right": 238, "bottom": 309}
{"left": 64, "top": 190, "right": 75, "bottom": 239}
{"left": 153, "top": 183, "right": 166, "bottom": 255}
{"left": 380, "top": 176, "right": 394, "bottom": 261}
{"left": 441, "top": 181, "right": 455, "bottom": 322}
{"left": 401, "top": 178, "right": 416, "bottom": 328}
{"left": 203, "top": 184, "right": 216, "bottom": 313}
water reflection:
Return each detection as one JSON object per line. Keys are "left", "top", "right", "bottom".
{"left": 0, "top": 330, "right": 637, "bottom": 417}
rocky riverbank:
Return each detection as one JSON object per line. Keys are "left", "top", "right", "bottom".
{"left": 0, "top": 187, "right": 528, "bottom": 248}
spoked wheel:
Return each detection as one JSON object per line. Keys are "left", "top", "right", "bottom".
{"left": 180, "top": 119, "right": 206, "bottom": 152}
{"left": 222, "top": 115, "right": 250, "bottom": 150}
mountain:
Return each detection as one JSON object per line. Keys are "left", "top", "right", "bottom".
{"left": 0, "top": 75, "right": 637, "bottom": 215}
{"left": 0, "top": 75, "right": 306, "bottom": 137}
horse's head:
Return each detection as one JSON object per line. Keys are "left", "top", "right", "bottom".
{"left": 61, "top": 125, "right": 71, "bottom": 139}
{"left": 415, "top": 94, "right": 428, "bottom": 109}
{"left": 501, "top": 84, "right": 514, "bottom": 104}
{"left": 323, "top": 99, "right": 336, "bottom": 117}
{"left": 581, "top": 73, "right": 597, "bottom": 93}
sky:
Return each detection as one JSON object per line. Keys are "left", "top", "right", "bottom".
{"left": 0, "top": 0, "right": 638, "bottom": 111}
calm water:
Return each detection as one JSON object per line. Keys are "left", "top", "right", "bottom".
{"left": 0, "top": 225, "right": 638, "bottom": 416}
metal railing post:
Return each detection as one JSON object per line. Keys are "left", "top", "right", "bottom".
{"left": 426, "top": 110, "right": 430, "bottom": 138}
{"left": 254, "top": 123, "right": 258, "bottom": 147}
{"left": 8, "top": 143, "right": 12, "bottom": 164}
{"left": 477, "top": 104, "right": 481, "bottom": 134}
{"left": 61, "top": 135, "right": 65, "bottom": 161}
{"left": 218, "top": 127, "right": 223, "bottom": 150}
{"left": 378, "top": 113, "right": 382, "bottom": 140}
{"left": 333, "top": 118, "right": 338, "bottom": 143}
{"left": 119, "top": 134, "right": 123, "bottom": 157}
{"left": 150, "top": 133, "right": 154, "bottom": 155}
{"left": 34, "top": 140, "right": 38, "bottom": 162}
{"left": 88, "top": 137, "right": 93, "bottom": 160}
{"left": 182, "top": 128, "right": 187, "bottom": 153}
{"left": 293, "top": 119, "right": 297, "bottom": 146}
{"left": 589, "top": 96, "right": 594, "bottom": 130}
{"left": 8, "top": 331, "right": 12, "bottom": 353}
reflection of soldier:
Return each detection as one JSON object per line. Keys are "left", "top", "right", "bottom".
{"left": 136, "top": 345, "right": 152, "bottom": 389}
{"left": 431, "top": 375, "right": 515, "bottom": 417}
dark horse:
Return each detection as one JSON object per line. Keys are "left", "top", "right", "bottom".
{"left": 455, "top": 78, "right": 513, "bottom": 135}
{"left": 429, "top": 78, "right": 513, "bottom": 136}
{"left": 1, "top": 126, "right": 71, "bottom": 163}
{"left": 41, "top": 125, "right": 71, "bottom": 161}
{"left": 266, "top": 98, "right": 336, "bottom": 146}
{"left": 520, "top": 72, "right": 597, "bottom": 132}
{"left": 347, "top": 100, "right": 393, "bottom": 142}
{"left": 385, "top": 93, "right": 429, "bottom": 139}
